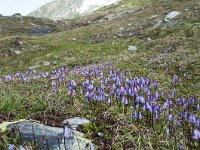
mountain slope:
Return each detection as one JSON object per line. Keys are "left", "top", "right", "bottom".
{"left": 28, "top": 0, "right": 120, "bottom": 20}
{"left": 0, "top": 0, "right": 200, "bottom": 149}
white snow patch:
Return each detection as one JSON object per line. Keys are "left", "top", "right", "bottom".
{"left": 77, "top": 0, "right": 119, "bottom": 13}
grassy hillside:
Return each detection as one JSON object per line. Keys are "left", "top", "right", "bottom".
{"left": 0, "top": 0, "right": 200, "bottom": 149}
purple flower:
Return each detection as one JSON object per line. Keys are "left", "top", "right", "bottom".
{"left": 72, "top": 89, "right": 76, "bottom": 96}
{"left": 166, "top": 127, "right": 170, "bottom": 135}
{"left": 64, "top": 127, "right": 71, "bottom": 139}
{"left": 189, "top": 97, "right": 195, "bottom": 104}
{"left": 108, "top": 98, "right": 111, "bottom": 104}
{"left": 176, "top": 97, "right": 184, "bottom": 104}
{"left": 51, "top": 80, "right": 56, "bottom": 87}
{"left": 52, "top": 87, "right": 57, "bottom": 94}
{"left": 168, "top": 114, "right": 173, "bottom": 122}
{"left": 138, "top": 96, "right": 145, "bottom": 104}
{"left": 59, "top": 77, "right": 65, "bottom": 82}
{"left": 71, "top": 80, "right": 77, "bottom": 86}
{"left": 5, "top": 75, "right": 12, "bottom": 81}
{"left": 86, "top": 91, "right": 92, "bottom": 98}
{"left": 163, "top": 100, "right": 171, "bottom": 109}
{"left": 146, "top": 102, "right": 152, "bottom": 112}
{"left": 183, "top": 102, "right": 188, "bottom": 109}
{"left": 195, "top": 119, "right": 200, "bottom": 127}
{"left": 170, "top": 89, "right": 176, "bottom": 98}
{"left": 192, "top": 129, "right": 200, "bottom": 140}
{"left": 155, "top": 91, "right": 159, "bottom": 100}
{"left": 177, "top": 120, "right": 181, "bottom": 126}
{"left": 112, "top": 84, "right": 116, "bottom": 90}
{"left": 188, "top": 114, "right": 196, "bottom": 123}
{"left": 121, "top": 97, "right": 128, "bottom": 104}
{"left": 133, "top": 111, "right": 142, "bottom": 119}
{"left": 19, "top": 145, "right": 26, "bottom": 150}
{"left": 8, "top": 144, "right": 15, "bottom": 150}
{"left": 197, "top": 103, "right": 200, "bottom": 110}
{"left": 153, "top": 111, "right": 159, "bottom": 120}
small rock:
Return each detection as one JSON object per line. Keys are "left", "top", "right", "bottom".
{"left": 43, "top": 61, "right": 50, "bottom": 66}
{"left": 149, "top": 15, "right": 159, "bottom": 19}
{"left": 29, "top": 65, "right": 40, "bottom": 70}
{"left": 52, "top": 61, "right": 57, "bottom": 65}
{"left": 129, "top": 33, "right": 133, "bottom": 37}
{"left": 147, "top": 37, "right": 152, "bottom": 41}
{"left": 128, "top": 46, "right": 138, "bottom": 51}
{"left": 14, "top": 50, "right": 22, "bottom": 55}
{"left": 164, "top": 11, "right": 180, "bottom": 22}
{"left": 118, "top": 33, "right": 123, "bottom": 37}
{"left": 18, "top": 41, "right": 23, "bottom": 45}
{"left": 104, "top": 13, "right": 115, "bottom": 21}
{"left": 63, "top": 117, "right": 90, "bottom": 130}
{"left": 12, "top": 13, "right": 22, "bottom": 19}
{"left": 119, "top": 27, "right": 125, "bottom": 31}
{"left": 47, "top": 53, "right": 53, "bottom": 58}
{"left": 153, "top": 20, "right": 163, "bottom": 28}
{"left": 167, "top": 21, "right": 178, "bottom": 27}
{"left": 59, "top": 50, "right": 68, "bottom": 55}
{"left": 128, "top": 23, "right": 132, "bottom": 26}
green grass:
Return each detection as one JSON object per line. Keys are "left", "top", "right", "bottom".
{"left": 0, "top": 0, "right": 200, "bottom": 149}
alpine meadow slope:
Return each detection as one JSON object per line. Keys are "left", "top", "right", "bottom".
{"left": 0, "top": 0, "right": 200, "bottom": 149}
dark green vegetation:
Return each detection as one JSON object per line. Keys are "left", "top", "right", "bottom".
{"left": 0, "top": 0, "right": 200, "bottom": 149}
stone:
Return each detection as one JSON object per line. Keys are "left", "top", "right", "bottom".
{"left": 72, "top": 38, "right": 77, "bottom": 41}
{"left": 118, "top": 33, "right": 123, "bottom": 37}
{"left": 128, "top": 46, "right": 138, "bottom": 51}
{"left": 104, "top": 13, "right": 115, "bottom": 21}
{"left": 29, "top": 65, "right": 40, "bottom": 70}
{"left": 153, "top": 20, "right": 163, "bottom": 28}
{"left": 119, "top": 27, "right": 125, "bottom": 31}
{"left": 147, "top": 37, "right": 152, "bottom": 41}
{"left": 52, "top": 61, "right": 57, "bottom": 65}
{"left": 0, "top": 120, "right": 96, "bottom": 150}
{"left": 63, "top": 117, "right": 90, "bottom": 130}
{"left": 47, "top": 53, "right": 53, "bottom": 58}
{"left": 14, "top": 50, "right": 22, "bottom": 55}
{"left": 167, "top": 21, "right": 178, "bottom": 27}
{"left": 129, "top": 33, "right": 133, "bottom": 37}
{"left": 12, "top": 13, "right": 22, "bottom": 17}
{"left": 59, "top": 50, "right": 68, "bottom": 55}
{"left": 149, "top": 15, "right": 159, "bottom": 19}
{"left": 164, "top": 11, "right": 180, "bottom": 22}
{"left": 43, "top": 61, "right": 50, "bottom": 66}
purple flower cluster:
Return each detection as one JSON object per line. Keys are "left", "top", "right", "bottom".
{"left": 1, "top": 62, "right": 200, "bottom": 148}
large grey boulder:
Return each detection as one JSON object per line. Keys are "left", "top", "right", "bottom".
{"left": 164, "top": 11, "right": 180, "bottom": 22}
{"left": 0, "top": 120, "right": 96, "bottom": 150}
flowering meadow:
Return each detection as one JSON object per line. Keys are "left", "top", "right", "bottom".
{"left": 0, "top": 62, "right": 199, "bottom": 149}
